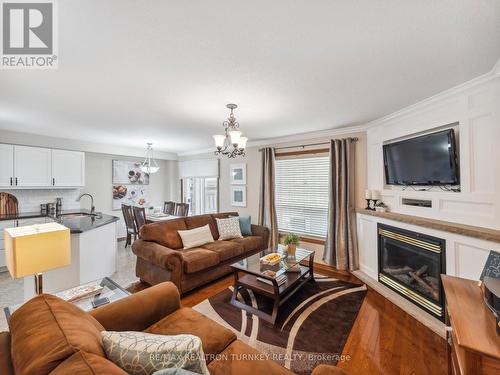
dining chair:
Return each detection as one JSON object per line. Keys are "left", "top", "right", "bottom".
{"left": 133, "top": 206, "right": 147, "bottom": 233}
{"left": 175, "top": 203, "right": 189, "bottom": 217}
{"left": 121, "top": 204, "right": 137, "bottom": 248}
{"left": 163, "top": 201, "right": 176, "bottom": 215}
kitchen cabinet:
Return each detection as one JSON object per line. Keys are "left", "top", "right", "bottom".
{"left": 0, "top": 144, "right": 14, "bottom": 187}
{"left": 14, "top": 146, "right": 52, "bottom": 187}
{"left": 0, "top": 144, "right": 85, "bottom": 189}
{"left": 52, "top": 149, "right": 85, "bottom": 187}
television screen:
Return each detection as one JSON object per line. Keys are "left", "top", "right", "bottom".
{"left": 383, "top": 129, "right": 459, "bottom": 186}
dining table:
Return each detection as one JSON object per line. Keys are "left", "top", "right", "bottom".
{"left": 145, "top": 213, "right": 182, "bottom": 224}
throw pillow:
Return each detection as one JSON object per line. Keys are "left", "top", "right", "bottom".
{"left": 101, "top": 331, "right": 209, "bottom": 375}
{"left": 153, "top": 368, "right": 202, "bottom": 375}
{"left": 216, "top": 217, "right": 243, "bottom": 240}
{"left": 231, "top": 215, "right": 252, "bottom": 236}
{"left": 178, "top": 224, "right": 214, "bottom": 249}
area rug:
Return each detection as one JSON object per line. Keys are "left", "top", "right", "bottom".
{"left": 193, "top": 275, "right": 367, "bottom": 374}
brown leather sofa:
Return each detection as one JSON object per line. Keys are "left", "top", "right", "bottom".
{"left": 132, "top": 212, "right": 269, "bottom": 293}
{"left": 0, "top": 282, "right": 292, "bottom": 375}
{"left": 0, "top": 282, "right": 346, "bottom": 375}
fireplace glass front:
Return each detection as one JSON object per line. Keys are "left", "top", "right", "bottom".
{"left": 378, "top": 224, "right": 446, "bottom": 320}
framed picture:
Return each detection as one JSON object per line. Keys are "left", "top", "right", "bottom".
{"left": 113, "top": 160, "right": 149, "bottom": 185}
{"left": 231, "top": 186, "right": 246, "bottom": 207}
{"left": 230, "top": 163, "right": 246, "bottom": 185}
{"left": 112, "top": 185, "right": 149, "bottom": 210}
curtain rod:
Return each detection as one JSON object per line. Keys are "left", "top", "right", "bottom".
{"left": 258, "top": 137, "right": 358, "bottom": 152}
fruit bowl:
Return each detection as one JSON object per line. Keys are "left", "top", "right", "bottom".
{"left": 260, "top": 253, "right": 284, "bottom": 266}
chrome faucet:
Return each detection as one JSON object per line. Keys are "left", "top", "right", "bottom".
{"left": 76, "top": 193, "right": 95, "bottom": 215}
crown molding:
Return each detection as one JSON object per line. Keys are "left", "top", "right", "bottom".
{"left": 177, "top": 123, "right": 369, "bottom": 156}
{"left": 364, "top": 62, "right": 500, "bottom": 129}
{"left": 493, "top": 56, "right": 500, "bottom": 75}
{"left": 0, "top": 129, "right": 179, "bottom": 160}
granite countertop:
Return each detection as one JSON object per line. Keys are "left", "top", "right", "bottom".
{"left": 0, "top": 209, "right": 119, "bottom": 234}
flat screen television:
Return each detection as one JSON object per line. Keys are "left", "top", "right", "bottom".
{"left": 383, "top": 129, "right": 459, "bottom": 186}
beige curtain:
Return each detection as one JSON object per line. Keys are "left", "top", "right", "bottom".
{"left": 323, "top": 138, "right": 359, "bottom": 271}
{"left": 258, "top": 147, "right": 279, "bottom": 249}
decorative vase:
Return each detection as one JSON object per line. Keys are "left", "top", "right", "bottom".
{"left": 287, "top": 244, "right": 297, "bottom": 256}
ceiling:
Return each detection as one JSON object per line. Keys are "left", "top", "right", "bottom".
{"left": 1, "top": 0, "right": 500, "bottom": 154}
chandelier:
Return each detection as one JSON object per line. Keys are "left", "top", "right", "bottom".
{"left": 213, "top": 104, "right": 248, "bottom": 158}
{"left": 140, "top": 143, "right": 160, "bottom": 174}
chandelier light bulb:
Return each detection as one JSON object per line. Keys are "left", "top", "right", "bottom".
{"left": 229, "top": 130, "right": 242, "bottom": 145}
{"left": 213, "top": 134, "right": 225, "bottom": 148}
{"left": 238, "top": 136, "right": 248, "bottom": 149}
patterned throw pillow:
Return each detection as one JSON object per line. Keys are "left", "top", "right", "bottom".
{"left": 216, "top": 217, "right": 243, "bottom": 240}
{"left": 101, "top": 331, "right": 209, "bottom": 375}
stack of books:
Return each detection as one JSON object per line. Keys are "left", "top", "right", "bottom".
{"left": 257, "top": 271, "right": 287, "bottom": 286}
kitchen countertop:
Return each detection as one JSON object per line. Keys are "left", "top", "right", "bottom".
{"left": 0, "top": 209, "right": 120, "bottom": 234}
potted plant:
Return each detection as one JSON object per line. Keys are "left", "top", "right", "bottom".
{"left": 283, "top": 233, "right": 300, "bottom": 256}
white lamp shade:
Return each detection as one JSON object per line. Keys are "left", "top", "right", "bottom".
{"left": 229, "top": 130, "right": 242, "bottom": 145}
{"left": 213, "top": 135, "right": 225, "bottom": 148}
{"left": 238, "top": 136, "right": 248, "bottom": 149}
{"left": 140, "top": 165, "right": 159, "bottom": 174}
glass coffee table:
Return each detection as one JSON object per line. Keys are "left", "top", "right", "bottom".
{"left": 230, "top": 245, "right": 315, "bottom": 325}
{"left": 4, "top": 277, "right": 130, "bottom": 325}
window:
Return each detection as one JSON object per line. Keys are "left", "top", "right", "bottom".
{"left": 275, "top": 155, "right": 329, "bottom": 237}
{"left": 182, "top": 177, "right": 218, "bottom": 215}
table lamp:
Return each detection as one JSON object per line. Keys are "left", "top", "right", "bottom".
{"left": 4, "top": 222, "right": 70, "bottom": 295}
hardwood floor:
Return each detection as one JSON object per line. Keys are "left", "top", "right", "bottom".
{"left": 180, "top": 265, "right": 448, "bottom": 375}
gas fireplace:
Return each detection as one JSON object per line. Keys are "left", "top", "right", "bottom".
{"left": 378, "top": 224, "right": 446, "bottom": 320}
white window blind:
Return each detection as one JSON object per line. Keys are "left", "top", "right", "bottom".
{"left": 178, "top": 159, "right": 219, "bottom": 178}
{"left": 275, "top": 156, "right": 329, "bottom": 237}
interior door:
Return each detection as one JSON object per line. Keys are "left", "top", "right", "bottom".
{"left": 14, "top": 146, "right": 52, "bottom": 187}
{"left": 52, "top": 149, "right": 85, "bottom": 187}
{"left": 0, "top": 144, "right": 14, "bottom": 187}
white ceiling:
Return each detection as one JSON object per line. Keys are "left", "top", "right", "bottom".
{"left": 1, "top": 0, "right": 500, "bottom": 154}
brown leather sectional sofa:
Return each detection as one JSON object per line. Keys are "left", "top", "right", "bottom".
{"left": 0, "top": 282, "right": 346, "bottom": 375}
{"left": 0, "top": 282, "right": 292, "bottom": 375}
{"left": 132, "top": 212, "right": 269, "bottom": 293}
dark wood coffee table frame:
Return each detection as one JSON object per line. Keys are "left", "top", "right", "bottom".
{"left": 230, "top": 251, "right": 315, "bottom": 326}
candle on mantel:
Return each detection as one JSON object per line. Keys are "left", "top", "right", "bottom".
{"left": 371, "top": 190, "right": 381, "bottom": 200}
{"left": 365, "top": 189, "right": 372, "bottom": 199}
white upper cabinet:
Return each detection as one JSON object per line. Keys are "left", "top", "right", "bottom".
{"left": 52, "top": 149, "right": 85, "bottom": 187}
{"left": 1, "top": 144, "right": 85, "bottom": 188}
{"left": 14, "top": 146, "right": 52, "bottom": 187}
{"left": 0, "top": 144, "right": 14, "bottom": 187}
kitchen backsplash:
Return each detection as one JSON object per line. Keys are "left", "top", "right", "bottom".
{"left": 0, "top": 189, "right": 83, "bottom": 213}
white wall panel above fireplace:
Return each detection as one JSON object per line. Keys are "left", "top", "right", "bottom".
{"left": 365, "top": 75, "right": 500, "bottom": 229}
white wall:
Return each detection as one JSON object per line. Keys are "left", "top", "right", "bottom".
{"left": 84, "top": 153, "right": 179, "bottom": 237}
{"left": 365, "top": 73, "right": 500, "bottom": 229}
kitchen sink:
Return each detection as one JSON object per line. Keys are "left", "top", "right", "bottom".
{"left": 58, "top": 212, "right": 99, "bottom": 219}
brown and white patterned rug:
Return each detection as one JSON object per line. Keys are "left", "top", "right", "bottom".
{"left": 193, "top": 275, "right": 367, "bottom": 374}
